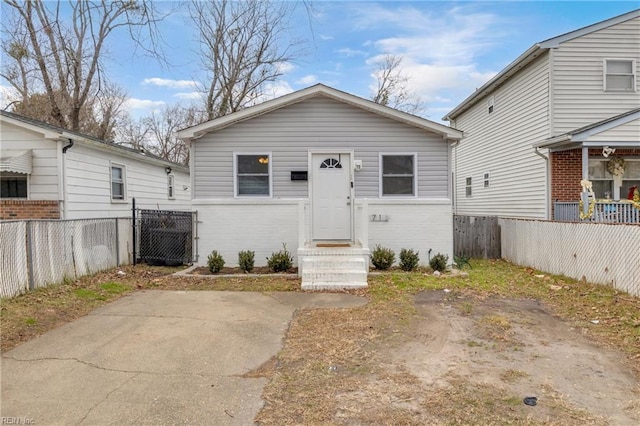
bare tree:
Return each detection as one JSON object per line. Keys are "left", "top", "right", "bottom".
{"left": 1, "top": 0, "right": 167, "bottom": 135}
{"left": 142, "top": 104, "right": 206, "bottom": 165}
{"left": 190, "top": 0, "right": 302, "bottom": 119}
{"left": 371, "top": 54, "right": 425, "bottom": 116}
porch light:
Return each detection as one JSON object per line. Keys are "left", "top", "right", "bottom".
{"left": 258, "top": 157, "right": 269, "bottom": 164}
{"left": 602, "top": 146, "right": 615, "bottom": 158}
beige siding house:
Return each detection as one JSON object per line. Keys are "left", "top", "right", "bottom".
{"left": 1, "top": 111, "right": 190, "bottom": 220}
{"left": 444, "top": 9, "right": 640, "bottom": 222}
{"left": 178, "top": 84, "right": 463, "bottom": 289}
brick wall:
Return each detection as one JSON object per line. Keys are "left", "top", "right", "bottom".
{"left": 0, "top": 200, "right": 60, "bottom": 220}
{"left": 551, "top": 148, "right": 640, "bottom": 203}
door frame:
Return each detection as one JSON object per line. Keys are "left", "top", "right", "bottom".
{"left": 308, "top": 149, "right": 355, "bottom": 241}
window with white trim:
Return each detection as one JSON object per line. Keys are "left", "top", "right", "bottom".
{"left": 465, "top": 177, "right": 472, "bottom": 197}
{"left": 483, "top": 172, "right": 490, "bottom": 188}
{"left": 235, "top": 153, "right": 271, "bottom": 196}
{"left": 167, "top": 174, "right": 175, "bottom": 200}
{"left": 110, "top": 164, "right": 126, "bottom": 201}
{"left": 604, "top": 59, "right": 636, "bottom": 92}
{"left": 0, "top": 173, "right": 28, "bottom": 198}
{"left": 588, "top": 159, "right": 640, "bottom": 199}
{"left": 487, "top": 96, "right": 495, "bottom": 114}
{"left": 380, "top": 154, "right": 416, "bottom": 196}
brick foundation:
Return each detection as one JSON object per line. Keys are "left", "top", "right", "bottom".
{"left": 0, "top": 200, "right": 60, "bottom": 220}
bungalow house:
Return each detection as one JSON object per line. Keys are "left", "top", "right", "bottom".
{"left": 177, "top": 84, "right": 463, "bottom": 289}
{"left": 0, "top": 110, "right": 190, "bottom": 220}
{"left": 443, "top": 9, "right": 640, "bottom": 223}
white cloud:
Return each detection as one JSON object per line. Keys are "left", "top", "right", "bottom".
{"left": 319, "top": 34, "right": 333, "bottom": 41}
{"left": 297, "top": 75, "right": 318, "bottom": 85}
{"left": 337, "top": 47, "right": 367, "bottom": 57}
{"left": 0, "top": 84, "right": 19, "bottom": 109}
{"left": 252, "top": 81, "right": 294, "bottom": 105}
{"left": 123, "top": 98, "right": 166, "bottom": 111}
{"left": 277, "top": 62, "right": 296, "bottom": 74}
{"left": 142, "top": 78, "right": 199, "bottom": 90}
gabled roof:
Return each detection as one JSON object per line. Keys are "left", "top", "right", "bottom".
{"left": 535, "top": 108, "right": 640, "bottom": 150}
{"left": 443, "top": 8, "right": 640, "bottom": 121}
{"left": 177, "top": 84, "right": 464, "bottom": 141}
{"left": 0, "top": 110, "right": 188, "bottom": 170}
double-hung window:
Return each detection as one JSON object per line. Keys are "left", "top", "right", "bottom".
{"left": 167, "top": 174, "right": 175, "bottom": 200}
{"left": 110, "top": 164, "right": 126, "bottom": 201}
{"left": 235, "top": 153, "right": 271, "bottom": 196}
{"left": 380, "top": 154, "right": 416, "bottom": 196}
{"left": 604, "top": 59, "right": 635, "bottom": 92}
{"left": 465, "top": 177, "right": 472, "bottom": 197}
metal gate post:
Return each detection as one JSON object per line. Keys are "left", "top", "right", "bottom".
{"left": 132, "top": 198, "right": 137, "bottom": 266}
{"left": 25, "top": 220, "right": 35, "bottom": 290}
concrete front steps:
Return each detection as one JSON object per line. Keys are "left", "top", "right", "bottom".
{"left": 298, "top": 244, "right": 370, "bottom": 290}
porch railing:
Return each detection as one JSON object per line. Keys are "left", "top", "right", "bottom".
{"left": 554, "top": 201, "right": 640, "bottom": 223}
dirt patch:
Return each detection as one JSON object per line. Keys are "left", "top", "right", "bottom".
{"left": 382, "top": 291, "right": 640, "bottom": 424}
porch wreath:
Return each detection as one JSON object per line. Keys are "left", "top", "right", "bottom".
{"left": 607, "top": 157, "right": 625, "bottom": 178}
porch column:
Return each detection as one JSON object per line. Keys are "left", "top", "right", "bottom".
{"left": 298, "top": 200, "right": 306, "bottom": 248}
{"left": 581, "top": 146, "right": 589, "bottom": 181}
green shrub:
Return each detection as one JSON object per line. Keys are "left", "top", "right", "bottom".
{"left": 207, "top": 250, "right": 225, "bottom": 273}
{"left": 429, "top": 252, "right": 449, "bottom": 272}
{"left": 238, "top": 250, "right": 255, "bottom": 273}
{"left": 267, "top": 243, "right": 293, "bottom": 272}
{"left": 399, "top": 248, "right": 420, "bottom": 271}
{"left": 371, "top": 244, "right": 395, "bottom": 270}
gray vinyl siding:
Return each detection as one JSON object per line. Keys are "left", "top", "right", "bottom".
{"left": 591, "top": 118, "right": 640, "bottom": 142}
{"left": 453, "top": 54, "right": 550, "bottom": 218}
{"left": 551, "top": 16, "right": 640, "bottom": 134}
{"left": 193, "top": 96, "right": 449, "bottom": 199}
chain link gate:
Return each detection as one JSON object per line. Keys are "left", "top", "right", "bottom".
{"left": 134, "top": 206, "right": 195, "bottom": 266}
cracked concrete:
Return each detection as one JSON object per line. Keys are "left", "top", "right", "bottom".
{"left": 1, "top": 290, "right": 367, "bottom": 425}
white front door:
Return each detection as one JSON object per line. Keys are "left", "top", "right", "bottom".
{"left": 312, "top": 153, "right": 352, "bottom": 240}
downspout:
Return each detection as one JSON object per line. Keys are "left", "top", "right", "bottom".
{"left": 61, "top": 139, "right": 74, "bottom": 219}
{"left": 534, "top": 147, "right": 550, "bottom": 220}
{"left": 450, "top": 138, "right": 460, "bottom": 215}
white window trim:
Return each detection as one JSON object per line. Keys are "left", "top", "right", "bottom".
{"left": 603, "top": 58, "right": 636, "bottom": 92}
{"left": 233, "top": 152, "right": 273, "bottom": 198}
{"left": 483, "top": 172, "right": 490, "bottom": 188}
{"left": 487, "top": 96, "right": 495, "bottom": 114}
{"left": 465, "top": 176, "right": 472, "bottom": 198}
{"left": 378, "top": 152, "right": 418, "bottom": 198}
{"left": 110, "top": 162, "right": 127, "bottom": 203}
{"left": 167, "top": 174, "right": 175, "bottom": 200}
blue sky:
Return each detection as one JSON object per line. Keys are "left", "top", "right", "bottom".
{"left": 4, "top": 1, "right": 640, "bottom": 123}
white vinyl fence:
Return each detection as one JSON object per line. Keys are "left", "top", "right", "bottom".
{"left": 500, "top": 218, "right": 640, "bottom": 297}
{"left": 0, "top": 218, "right": 133, "bottom": 298}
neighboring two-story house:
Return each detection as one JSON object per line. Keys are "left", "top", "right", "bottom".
{"left": 1, "top": 111, "right": 190, "bottom": 220}
{"left": 444, "top": 9, "right": 640, "bottom": 222}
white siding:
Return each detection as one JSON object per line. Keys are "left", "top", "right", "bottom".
{"left": 453, "top": 54, "right": 550, "bottom": 218}
{"left": 588, "top": 117, "right": 640, "bottom": 142}
{"left": 0, "top": 122, "right": 59, "bottom": 200}
{"left": 552, "top": 16, "right": 640, "bottom": 134}
{"left": 193, "top": 96, "right": 450, "bottom": 200}
{"left": 193, "top": 199, "right": 452, "bottom": 267}
{"left": 64, "top": 144, "right": 190, "bottom": 219}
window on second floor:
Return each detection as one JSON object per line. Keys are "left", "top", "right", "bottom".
{"left": 167, "top": 174, "right": 175, "bottom": 200}
{"left": 604, "top": 59, "right": 636, "bottom": 92}
{"left": 465, "top": 177, "right": 472, "bottom": 197}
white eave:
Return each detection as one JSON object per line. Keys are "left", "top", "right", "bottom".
{"left": 443, "top": 8, "right": 640, "bottom": 122}
{"left": 178, "top": 84, "right": 464, "bottom": 142}
{"left": 0, "top": 149, "right": 32, "bottom": 174}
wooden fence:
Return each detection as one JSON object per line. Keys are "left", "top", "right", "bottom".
{"left": 453, "top": 215, "right": 501, "bottom": 259}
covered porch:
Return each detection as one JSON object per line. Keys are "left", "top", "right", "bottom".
{"left": 536, "top": 109, "right": 640, "bottom": 224}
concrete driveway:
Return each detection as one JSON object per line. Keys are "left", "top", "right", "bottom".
{"left": 1, "top": 290, "right": 367, "bottom": 425}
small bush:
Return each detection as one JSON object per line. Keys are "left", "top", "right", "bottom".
{"left": 429, "top": 252, "right": 449, "bottom": 272}
{"left": 238, "top": 250, "right": 255, "bottom": 273}
{"left": 399, "top": 248, "right": 420, "bottom": 271}
{"left": 371, "top": 244, "right": 395, "bottom": 270}
{"left": 207, "top": 250, "right": 225, "bottom": 273}
{"left": 267, "top": 243, "right": 293, "bottom": 272}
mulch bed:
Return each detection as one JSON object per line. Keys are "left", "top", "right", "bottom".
{"left": 190, "top": 266, "right": 298, "bottom": 275}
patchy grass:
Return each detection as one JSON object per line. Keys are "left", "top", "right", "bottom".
{"left": 1, "top": 258, "right": 639, "bottom": 424}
